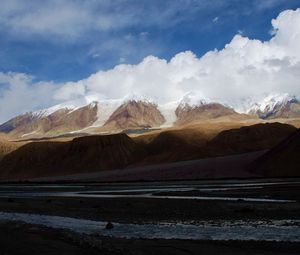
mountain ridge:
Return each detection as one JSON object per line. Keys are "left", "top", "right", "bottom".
{"left": 1, "top": 92, "right": 299, "bottom": 138}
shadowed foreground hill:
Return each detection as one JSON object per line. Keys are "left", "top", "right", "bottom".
{"left": 0, "top": 134, "right": 145, "bottom": 180}
{"left": 252, "top": 128, "right": 300, "bottom": 177}
{"left": 0, "top": 123, "right": 297, "bottom": 181}
{"left": 137, "top": 129, "right": 208, "bottom": 164}
{"left": 134, "top": 122, "right": 296, "bottom": 165}
{"left": 206, "top": 123, "right": 297, "bottom": 156}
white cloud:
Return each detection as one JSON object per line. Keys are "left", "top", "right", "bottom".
{"left": 53, "top": 81, "right": 86, "bottom": 101}
{"left": 56, "top": 9, "right": 300, "bottom": 105}
{"left": 1, "top": 8, "right": 300, "bottom": 122}
{"left": 0, "top": 0, "right": 222, "bottom": 40}
{"left": 0, "top": 1, "right": 131, "bottom": 39}
{"left": 0, "top": 72, "right": 57, "bottom": 122}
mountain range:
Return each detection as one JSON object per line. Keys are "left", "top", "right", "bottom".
{"left": 1, "top": 92, "right": 300, "bottom": 139}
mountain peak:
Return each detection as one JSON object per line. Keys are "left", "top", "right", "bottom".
{"left": 122, "top": 93, "right": 155, "bottom": 104}
{"left": 179, "top": 91, "right": 211, "bottom": 108}
{"left": 248, "top": 93, "right": 299, "bottom": 119}
{"left": 253, "top": 93, "right": 296, "bottom": 111}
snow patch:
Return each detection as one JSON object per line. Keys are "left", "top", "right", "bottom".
{"left": 91, "top": 99, "right": 123, "bottom": 127}
{"left": 158, "top": 101, "right": 179, "bottom": 127}
{"left": 21, "top": 130, "right": 37, "bottom": 137}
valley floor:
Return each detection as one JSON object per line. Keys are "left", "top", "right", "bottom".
{"left": 0, "top": 178, "right": 300, "bottom": 254}
{"left": 1, "top": 221, "right": 300, "bottom": 255}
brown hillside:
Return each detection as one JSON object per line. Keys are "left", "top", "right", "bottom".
{"left": 0, "top": 103, "right": 98, "bottom": 139}
{"left": 0, "top": 113, "right": 38, "bottom": 133}
{"left": 104, "top": 101, "right": 165, "bottom": 130}
{"left": 175, "top": 103, "right": 242, "bottom": 126}
{"left": 0, "top": 136, "right": 20, "bottom": 160}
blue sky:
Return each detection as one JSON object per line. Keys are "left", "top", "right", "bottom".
{"left": 1, "top": 0, "right": 300, "bottom": 83}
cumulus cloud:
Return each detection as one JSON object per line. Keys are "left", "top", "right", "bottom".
{"left": 55, "top": 8, "right": 300, "bottom": 107}
{"left": 0, "top": 72, "right": 57, "bottom": 122}
{"left": 1, "top": 8, "right": 300, "bottom": 122}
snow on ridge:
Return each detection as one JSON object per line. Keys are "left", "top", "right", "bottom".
{"left": 248, "top": 93, "right": 298, "bottom": 114}
{"left": 30, "top": 93, "right": 158, "bottom": 128}
{"left": 122, "top": 93, "right": 155, "bottom": 104}
{"left": 28, "top": 91, "right": 300, "bottom": 131}
{"left": 33, "top": 100, "right": 81, "bottom": 118}
{"left": 91, "top": 94, "right": 158, "bottom": 127}
{"left": 66, "top": 101, "right": 99, "bottom": 115}
{"left": 32, "top": 104, "right": 74, "bottom": 118}
{"left": 32, "top": 97, "right": 100, "bottom": 118}
{"left": 178, "top": 91, "right": 217, "bottom": 109}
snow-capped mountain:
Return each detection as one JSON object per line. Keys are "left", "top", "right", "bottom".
{"left": 102, "top": 100, "right": 165, "bottom": 130}
{"left": 2, "top": 91, "right": 299, "bottom": 138}
{"left": 1, "top": 102, "right": 99, "bottom": 138}
{"left": 248, "top": 93, "right": 300, "bottom": 119}
{"left": 0, "top": 94, "right": 168, "bottom": 138}
{"left": 175, "top": 92, "right": 240, "bottom": 125}
{"left": 177, "top": 91, "right": 211, "bottom": 108}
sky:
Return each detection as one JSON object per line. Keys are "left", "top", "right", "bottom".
{"left": 0, "top": 0, "right": 300, "bottom": 122}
